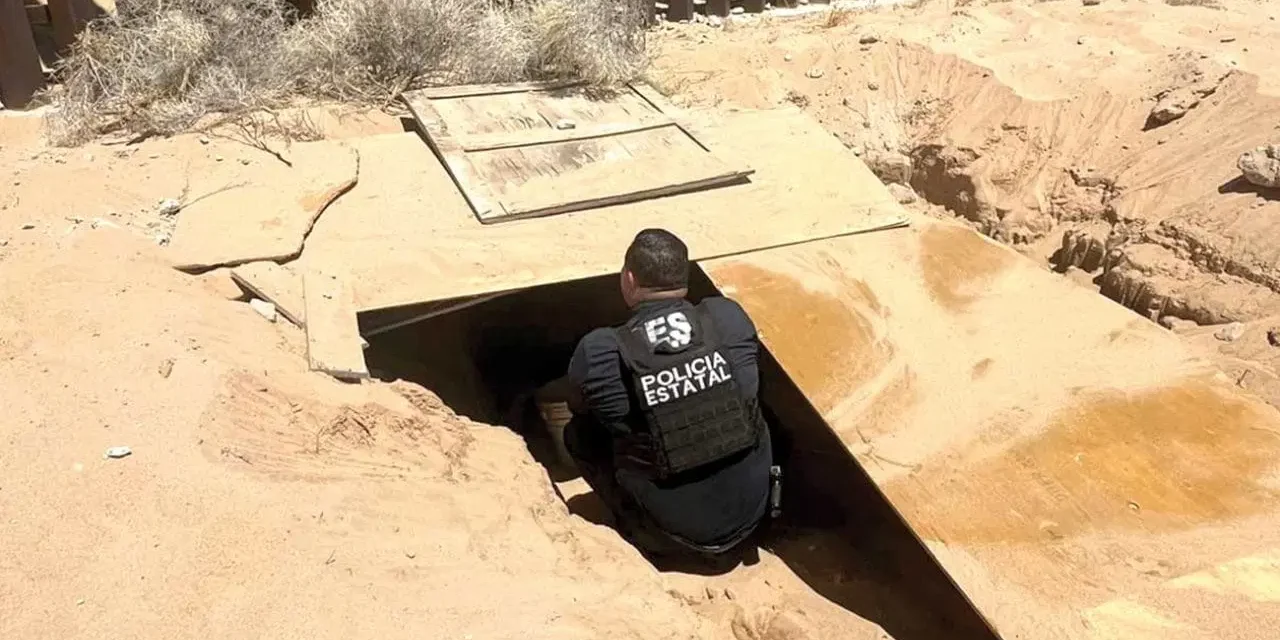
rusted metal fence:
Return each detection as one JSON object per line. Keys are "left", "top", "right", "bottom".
{"left": 0, "top": 0, "right": 102, "bottom": 109}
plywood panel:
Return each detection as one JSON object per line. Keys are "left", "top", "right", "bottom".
{"left": 700, "top": 219, "right": 1280, "bottom": 640}
{"left": 403, "top": 82, "right": 751, "bottom": 224}
{"left": 303, "top": 271, "right": 368, "bottom": 381}
{"left": 297, "top": 107, "right": 909, "bottom": 313}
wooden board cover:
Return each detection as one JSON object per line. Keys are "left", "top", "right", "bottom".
{"left": 700, "top": 219, "right": 1280, "bottom": 640}
{"left": 295, "top": 108, "right": 909, "bottom": 314}
{"left": 402, "top": 82, "right": 752, "bottom": 224}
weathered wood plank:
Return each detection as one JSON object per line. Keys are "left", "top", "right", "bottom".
{"left": 459, "top": 119, "right": 675, "bottom": 153}
{"left": 628, "top": 82, "right": 712, "bottom": 151}
{"left": 230, "top": 261, "right": 306, "bottom": 328}
{"left": 402, "top": 89, "right": 505, "bottom": 220}
{"left": 418, "top": 80, "right": 583, "bottom": 100}
{"left": 0, "top": 0, "right": 44, "bottom": 109}
{"left": 498, "top": 149, "right": 753, "bottom": 222}
{"left": 303, "top": 271, "right": 369, "bottom": 381}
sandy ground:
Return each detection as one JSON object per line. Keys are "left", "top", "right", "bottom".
{"left": 4, "top": 0, "right": 1280, "bottom": 638}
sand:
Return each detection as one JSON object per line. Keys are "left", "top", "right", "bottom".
{"left": 5, "top": 0, "right": 1280, "bottom": 638}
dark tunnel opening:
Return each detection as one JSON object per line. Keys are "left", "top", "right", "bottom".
{"left": 360, "top": 266, "right": 999, "bottom": 640}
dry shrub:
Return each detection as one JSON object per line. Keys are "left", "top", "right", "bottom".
{"left": 47, "top": 0, "right": 294, "bottom": 144}
{"left": 48, "top": 0, "right": 648, "bottom": 145}
{"left": 524, "top": 0, "right": 647, "bottom": 86}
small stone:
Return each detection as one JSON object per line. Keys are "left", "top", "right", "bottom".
{"left": 1220, "top": 36, "right": 1236, "bottom": 43}
{"left": 730, "top": 5, "right": 744, "bottom": 13}
{"left": 404, "top": 550, "right": 416, "bottom": 559}
{"left": 723, "top": 587, "right": 738, "bottom": 601}
{"left": 888, "top": 183, "right": 917, "bottom": 204}
{"left": 783, "top": 53, "right": 793, "bottom": 62}
{"left": 240, "top": 158, "right": 251, "bottom": 165}
{"left": 249, "top": 299, "right": 279, "bottom": 323}
{"left": 859, "top": 31, "right": 880, "bottom": 45}
{"left": 20, "top": 223, "right": 35, "bottom": 230}
{"left": 199, "top": 136, "right": 210, "bottom": 145}
{"left": 805, "top": 68, "right": 824, "bottom": 79}
{"left": 158, "top": 199, "right": 182, "bottom": 216}
{"left": 708, "top": 15, "right": 722, "bottom": 27}
{"left": 149, "top": 153, "right": 160, "bottom": 160}
{"left": 554, "top": 119, "right": 576, "bottom": 130}
{"left": 76, "top": 598, "right": 85, "bottom": 606}
{"left": 54, "top": 157, "right": 66, "bottom": 164}
{"left": 104, "top": 446, "right": 132, "bottom": 459}
{"left": 1214, "top": 322, "right": 1245, "bottom": 342}
{"left": 1082, "top": 0, "right": 1101, "bottom": 5}
{"left": 867, "top": 81, "right": 879, "bottom": 90}
{"left": 215, "top": 155, "right": 224, "bottom": 162}
{"left": 1077, "top": 36, "right": 1086, "bottom": 45}
{"left": 1238, "top": 144, "right": 1280, "bottom": 189}
{"left": 1268, "top": 327, "right": 1280, "bottom": 347}
{"left": 705, "top": 586, "right": 717, "bottom": 600}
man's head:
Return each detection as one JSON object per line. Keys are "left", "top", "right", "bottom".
{"left": 621, "top": 229, "right": 689, "bottom": 307}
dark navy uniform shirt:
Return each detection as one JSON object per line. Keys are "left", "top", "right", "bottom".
{"left": 567, "top": 297, "right": 772, "bottom": 545}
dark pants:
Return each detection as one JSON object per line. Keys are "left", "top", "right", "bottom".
{"left": 561, "top": 415, "right": 759, "bottom": 561}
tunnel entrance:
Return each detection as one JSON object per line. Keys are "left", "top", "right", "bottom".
{"left": 360, "top": 266, "right": 998, "bottom": 640}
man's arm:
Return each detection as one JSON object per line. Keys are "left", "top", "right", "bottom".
{"left": 566, "top": 328, "right": 633, "bottom": 433}
{"left": 702, "top": 297, "right": 760, "bottom": 398}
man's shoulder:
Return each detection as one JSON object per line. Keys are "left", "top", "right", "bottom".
{"left": 698, "top": 296, "right": 756, "bottom": 336}
{"left": 574, "top": 327, "right": 621, "bottom": 355}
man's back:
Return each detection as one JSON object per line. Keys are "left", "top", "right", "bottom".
{"left": 568, "top": 296, "right": 772, "bottom": 546}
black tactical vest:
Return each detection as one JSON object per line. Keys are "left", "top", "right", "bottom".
{"left": 612, "top": 301, "right": 762, "bottom": 479}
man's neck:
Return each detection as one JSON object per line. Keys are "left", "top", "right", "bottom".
{"left": 632, "top": 288, "right": 688, "bottom": 308}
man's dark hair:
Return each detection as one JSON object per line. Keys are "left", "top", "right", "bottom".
{"left": 624, "top": 229, "right": 689, "bottom": 290}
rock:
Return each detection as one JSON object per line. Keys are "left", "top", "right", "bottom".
{"left": 215, "top": 155, "right": 225, "bottom": 162}
{"left": 1215, "top": 322, "right": 1245, "bottom": 342}
{"left": 1077, "top": 36, "right": 1086, "bottom": 45}
{"left": 20, "top": 223, "right": 35, "bottom": 230}
{"left": 1149, "top": 92, "right": 1192, "bottom": 125}
{"left": 199, "top": 136, "right": 210, "bottom": 145}
{"left": 1220, "top": 36, "right": 1236, "bottom": 43}
{"left": 867, "top": 81, "right": 879, "bottom": 91}
{"left": 731, "top": 5, "right": 744, "bottom": 13}
{"left": 805, "top": 68, "right": 824, "bottom": 79}
{"left": 554, "top": 119, "right": 576, "bottom": 130}
{"left": 104, "top": 446, "right": 132, "bottom": 459}
{"left": 888, "top": 183, "right": 917, "bottom": 204}
{"left": 1057, "top": 229, "right": 1108, "bottom": 272}
{"left": 783, "top": 53, "right": 793, "bottom": 62}
{"left": 1082, "top": 0, "right": 1101, "bottom": 5}
{"left": 1238, "top": 144, "right": 1280, "bottom": 188}
{"left": 708, "top": 15, "right": 722, "bottom": 27}
{"left": 158, "top": 199, "right": 182, "bottom": 217}
{"left": 859, "top": 31, "right": 880, "bottom": 45}
{"left": 705, "top": 586, "right": 717, "bottom": 601}
{"left": 249, "top": 298, "right": 279, "bottom": 323}
{"left": 240, "top": 158, "right": 251, "bottom": 165}
{"left": 1268, "top": 327, "right": 1280, "bottom": 347}
{"left": 864, "top": 150, "right": 913, "bottom": 186}
{"left": 723, "top": 586, "right": 738, "bottom": 601}
{"left": 1161, "top": 316, "right": 1199, "bottom": 333}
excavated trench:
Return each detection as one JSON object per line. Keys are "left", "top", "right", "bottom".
{"left": 360, "top": 267, "right": 996, "bottom": 640}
